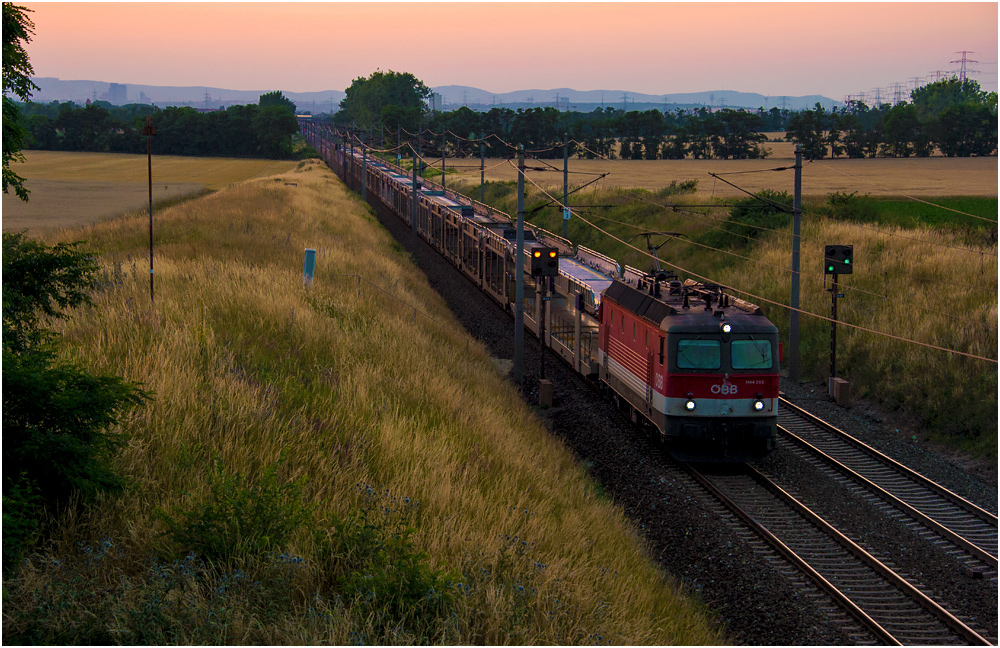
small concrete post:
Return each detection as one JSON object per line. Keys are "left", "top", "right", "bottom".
{"left": 538, "top": 379, "right": 554, "bottom": 407}
{"left": 303, "top": 248, "right": 316, "bottom": 287}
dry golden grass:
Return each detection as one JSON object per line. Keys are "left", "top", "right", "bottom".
{"left": 7, "top": 161, "right": 724, "bottom": 644}
{"left": 2, "top": 151, "right": 298, "bottom": 234}
{"left": 712, "top": 215, "right": 997, "bottom": 454}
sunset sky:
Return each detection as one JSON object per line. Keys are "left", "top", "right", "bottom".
{"left": 21, "top": 2, "right": 999, "bottom": 100}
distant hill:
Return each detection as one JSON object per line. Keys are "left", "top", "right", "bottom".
{"left": 29, "top": 77, "right": 840, "bottom": 113}
{"left": 29, "top": 77, "right": 345, "bottom": 113}
{"left": 430, "top": 85, "right": 841, "bottom": 111}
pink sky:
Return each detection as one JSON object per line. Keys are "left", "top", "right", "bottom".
{"left": 22, "top": 2, "right": 999, "bottom": 99}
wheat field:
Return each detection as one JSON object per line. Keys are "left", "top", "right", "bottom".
{"left": 441, "top": 154, "right": 997, "bottom": 199}
{"left": 2, "top": 151, "right": 298, "bottom": 234}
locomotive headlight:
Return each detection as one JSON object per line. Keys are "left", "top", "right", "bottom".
{"left": 721, "top": 322, "right": 732, "bottom": 334}
{"left": 753, "top": 399, "right": 765, "bottom": 411}
{"left": 685, "top": 394, "right": 697, "bottom": 411}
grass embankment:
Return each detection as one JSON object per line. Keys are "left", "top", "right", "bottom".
{"left": 2, "top": 161, "right": 724, "bottom": 644}
{"left": 450, "top": 177, "right": 998, "bottom": 461}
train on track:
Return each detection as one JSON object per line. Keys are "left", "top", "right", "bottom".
{"left": 303, "top": 123, "right": 780, "bottom": 462}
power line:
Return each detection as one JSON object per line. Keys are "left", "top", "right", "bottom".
{"left": 320, "top": 126, "right": 996, "bottom": 360}
{"left": 515, "top": 166, "right": 997, "bottom": 363}
{"left": 578, "top": 195, "right": 993, "bottom": 327}
{"left": 707, "top": 165, "right": 997, "bottom": 281}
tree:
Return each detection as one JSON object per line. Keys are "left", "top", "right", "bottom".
{"left": 54, "top": 102, "right": 116, "bottom": 151}
{"left": 337, "top": 70, "right": 431, "bottom": 132}
{"left": 930, "top": 103, "right": 997, "bottom": 157}
{"left": 253, "top": 105, "right": 300, "bottom": 158}
{"left": 911, "top": 77, "right": 989, "bottom": 120}
{"left": 707, "top": 109, "right": 769, "bottom": 159}
{"left": 785, "top": 103, "right": 828, "bottom": 159}
{"left": 3, "top": 2, "right": 38, "bottom": 201}
{"left": 880, "top": 103, "right": 926, "bottom": 158}
{"left": 910, "top": 77, "right": 997, "bottom": 157}
{"left": 838, "top": 103, "right": 872, "bottom": 158}
{"left": 259, "top": 90, "right": 296, "bottom": 115}
{"left": 3, "top": 232, "right": 150, "bottom": 565}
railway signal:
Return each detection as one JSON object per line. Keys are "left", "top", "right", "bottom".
{"left": 824, "top": 244, "right": 853, "bottom": 275}
{"left": 824, "top": 243, "right": 853, "bottom": 401}
{"left": 531, "top": 247, "right": 559, "bottom": 277}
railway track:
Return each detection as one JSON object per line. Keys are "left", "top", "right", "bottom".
{"left": 327, "top": 145, "right": 995, "bottom": 643}
{"left": 687, "top": 462, "right": 994, "bottom": 646}
{"left": 777, "top": 397, "right": 998, "bottom": 579}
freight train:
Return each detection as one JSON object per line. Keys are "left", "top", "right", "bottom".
{"left": 302, "top": 123, "right": 779, "bottom": 461}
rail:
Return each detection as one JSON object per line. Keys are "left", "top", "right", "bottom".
{"left": 778, "top": 397, "right": 998, "bottom": 570}
{"left": 688, "top": 462, "right": 993, "bottom": 646}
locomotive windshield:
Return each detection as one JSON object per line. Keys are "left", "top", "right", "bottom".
{"left": 677, "top": 339, "right": 721, "bottom": 369}
{"left": 731, "top": 339, "right": 773, "bottom": 370}
{"left": 674, "top": 336, "right": 775, "bottom": 371}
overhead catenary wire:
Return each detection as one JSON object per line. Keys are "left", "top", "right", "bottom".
{"left": 401, "top": 142, "right": 513, "bottom": 175}
{"left": 583, "top": 209, "right": 993, "bottom": 328}
{"left": 706, "top": 167, "right": 997, "bottom": 290}
{"left": 527, "top": 153, "right": 610, "bottom": 177}
{"left": 622, "top": 181, "right": 995, "bottom": 295}
{"left": 527, "top": 172, "right": 612, "bottom": 214}
{"left": 338, "top": 125, "right": 994, "bottom": 291}
{"left": 515, "top": 165, "right": 997, "bottom": 364}
{"left": 318, "top": 126, "right": 996, "bottom": 359}
{"left": 708, "top": 171, "right": 795, "bottom": 212}
{"left": 620, "top": 179, "right": 995, "bottom": 295}
{"left": 708, "top": 165, "right": 797, "bottom": 175}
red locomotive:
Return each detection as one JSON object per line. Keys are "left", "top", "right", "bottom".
{"left": 599, "top": 274, "right": 779, "bottom": 462}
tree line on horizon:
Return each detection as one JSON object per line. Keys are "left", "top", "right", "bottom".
{"left": 15, "top": 90, "right": 302, "bottom": 159}
{"left": 12, "top": 68, "right": 998, "bottom": 162}
{"left": 331, "top": 71, "right": 997, "bottom": 161}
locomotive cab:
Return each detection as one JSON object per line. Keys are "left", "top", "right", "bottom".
{"left": 663, "top": 316, "right": 779, "bottom": 462}
{"left": 599, "top": 279, "right": 780, "bottom": 463}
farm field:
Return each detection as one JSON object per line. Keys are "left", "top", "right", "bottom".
{"left": 2, "top": 151, "right": 298, "bottom": 233}
{"left": 444, "top": 155, "right": 998, "bottom": 199}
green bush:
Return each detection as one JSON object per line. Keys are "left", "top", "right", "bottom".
{"left": 314, "top": 486, "right": 458, "bottom": 634}
{"left": 3, "top": 232, "right": 149, "bottom": 566}
{"left": 698, "top": 189, "right": 793, "bottom": 251}
{"left": 2, "top": 473, "right": 41, "bottom": 572}
{"left": 824, "top": 190, "right": 877, "bottom": 223}
{"left": 653, "top": 179, "right": 699, "bottom": 197}
{"left": 3, "top": 539, "right": 321, "bottom": 645}
{"left": 297, "top": 144, "right": 321, "bottom": 160}
{"left": 156, "top": 453, "right": 317, "bottom": 560}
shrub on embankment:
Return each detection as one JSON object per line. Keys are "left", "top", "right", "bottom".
{"left": 2, "top": 160, "right": 725, "bottom": 645}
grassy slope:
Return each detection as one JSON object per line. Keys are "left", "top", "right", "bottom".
{"left": 449, "top": 176, "right": 998, "bottom": 461}
{"left": 3, "top": 161, "right": 724, "bottom": 644}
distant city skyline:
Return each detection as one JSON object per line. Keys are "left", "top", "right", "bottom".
{"left": 22, "top": 2, "right": 998, "bottom": 102}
